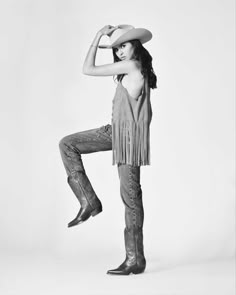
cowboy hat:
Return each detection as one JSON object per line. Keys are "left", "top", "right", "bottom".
{"left": 98, "top": 24, "right": 152, "bottom": 49}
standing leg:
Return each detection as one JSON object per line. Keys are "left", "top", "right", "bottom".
{"left": 107, "top": 164, "right": 146, "bottom": 275}
{"left": 59, "top": 124, "right": 112, "bottom": 227}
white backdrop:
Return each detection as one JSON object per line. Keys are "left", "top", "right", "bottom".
{"left": 0, "top": 0, "right": 235, "bottom": 269}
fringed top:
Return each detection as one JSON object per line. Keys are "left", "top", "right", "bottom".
{"left": 111, "top": 77, "right": 152, "bottom": 166}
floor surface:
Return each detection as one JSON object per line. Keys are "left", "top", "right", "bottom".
{"left": 0, "top": 252, "right": 235, "bottom": 295}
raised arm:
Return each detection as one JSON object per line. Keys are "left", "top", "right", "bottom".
{"left": 82, "top": 25, "right": 137, "bottom": 76}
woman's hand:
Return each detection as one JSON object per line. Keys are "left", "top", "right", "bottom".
{"left": 98, "top": 25, "right": 118, "bottom": 36}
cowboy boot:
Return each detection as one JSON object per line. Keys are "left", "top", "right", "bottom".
{"left": 107, "top": 227, "right": 146, "bottom": 275}
{"left": 67, "top": 172, "right": 102, "bottom": 227}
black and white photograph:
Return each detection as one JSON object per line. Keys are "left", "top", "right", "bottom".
{"left": 0, "top": 0, "right": 235, "bottom": 294}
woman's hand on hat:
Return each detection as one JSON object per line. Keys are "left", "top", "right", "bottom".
{"left": 98, "top": 25, "right": 118, "bottom": 36}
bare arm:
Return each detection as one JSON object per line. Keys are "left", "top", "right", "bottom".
{"left": 82, "top": 31, "right": 103, "bottom": 75}
{"left": 82, "top": 25, "right": 137, "bottom": 76}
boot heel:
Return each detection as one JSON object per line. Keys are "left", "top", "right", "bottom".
{"left": 132, "top": 267, "right": 145, "bottom": 274}
{"left": 91, "top": 206, "right": 102, "bottom": 217}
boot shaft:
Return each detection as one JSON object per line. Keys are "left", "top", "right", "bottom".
{"left": 67, "top": 173, "right": 102, "bottom": 209}
{"left": 124, "top": 227, "right": 146, "bottom": 268}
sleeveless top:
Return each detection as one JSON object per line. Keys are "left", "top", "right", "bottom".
{"left": 111, "top": 77, "right": 152, "bottom": 166}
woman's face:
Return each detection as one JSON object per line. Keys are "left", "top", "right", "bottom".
{"left": 113, "top": 42, "right": 135, "bottom": 61}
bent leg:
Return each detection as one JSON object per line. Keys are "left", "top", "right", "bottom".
{"left": 58, "top": 124, "right": 112, "bottom": 226}
{"left": 59, "top": 124, "right": 112, "bottom": 176}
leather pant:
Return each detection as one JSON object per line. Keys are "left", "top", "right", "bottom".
{"left": 59, "top": 124, "right": 144, "bottom": 229}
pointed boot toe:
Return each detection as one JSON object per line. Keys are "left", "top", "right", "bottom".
{"left": 68, "top": 218, "right": 83, "bottom": 228}
{"left": 68, "top": 205, "right": 102, "bottom": 228}
{"left": 107, "top": 261, "right": 133, "bottom": 275}
{"left": 107, "top": 267, "right": 129, "bottom": 275}
{"left": 106, "top": 264, "right": 145, "bottom": 275}
{"left": 107, "top": 269, "right": 129, "bottom": 275}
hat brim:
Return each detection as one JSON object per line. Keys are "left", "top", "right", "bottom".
{"left": 98, "top": 28, "right": 152, "bottom": 49}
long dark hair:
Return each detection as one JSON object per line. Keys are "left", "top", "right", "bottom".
{"left": 112, "top": 39, "right": 157, "bottom": 89}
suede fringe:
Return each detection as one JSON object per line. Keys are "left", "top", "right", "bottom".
{"left": 112, "top": 120, "right": 150, "bottom": 166}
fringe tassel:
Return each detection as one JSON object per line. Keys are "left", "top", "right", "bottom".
{"left": 112, "top": 120, "right": 151, "bottom": 166}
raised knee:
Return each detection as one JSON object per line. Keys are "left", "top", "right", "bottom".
{"left": 59, "top": 137, "right": 65, "bottom": 151}
{"left": 59, "top": 135, "right": 71, "bottom": 151}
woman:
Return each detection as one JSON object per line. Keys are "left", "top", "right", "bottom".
{"left": 59, "top": 24, "right": 157, "bottom": 275}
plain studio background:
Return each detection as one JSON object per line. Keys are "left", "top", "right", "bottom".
{"left": 0, "top": 0, "right": 235, "bottom": 294}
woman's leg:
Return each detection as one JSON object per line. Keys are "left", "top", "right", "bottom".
{"left": 107, "top": 164, "right": 146, "bottom": 275}
{"left": 118, "top": 164, "right": 144, "bottom": 228}
{"left": 59, "top": 124, "right": 112, "bottom": 227}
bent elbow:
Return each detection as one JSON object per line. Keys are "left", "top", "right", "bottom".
{"left": 82, "top": 66, "right": 93, "bottom": 75}
{"left": 82, "top": 67, "right": 88, "bottom": 75}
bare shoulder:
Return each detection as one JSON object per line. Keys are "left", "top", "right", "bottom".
{"left": 128, "top": 60, "right": 142, "bottom": 71}
{"left": 120, "top": 59, "right": 140, "bottom": 72}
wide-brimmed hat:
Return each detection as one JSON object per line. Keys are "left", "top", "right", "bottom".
{"left": 98, "top": 24, "right": 152, "bottom": 49}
